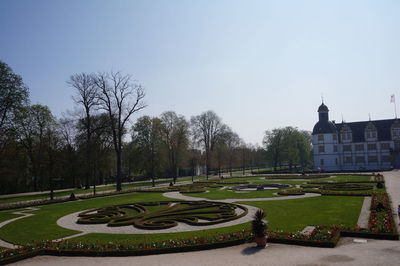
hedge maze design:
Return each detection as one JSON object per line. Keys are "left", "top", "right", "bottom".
{"left": 77, "top": 201, "right": 248, "bottom": 230}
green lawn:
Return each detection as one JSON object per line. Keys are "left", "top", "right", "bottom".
{"left": 0, "top": 192, "right": 168, "bottom": 245}
{"left": 315, "top": 175, "right": 371, "bottom": 182}
{"left": 0, "top": 175, "right": 373, "bottom": 247}
{"left": 0, "top": 211, "right": 22, "bottom": 223}
{"left": 239, "top": 196, "right": 363, "bottom": 232}
{"left": 183, "top": 187, "right": 282, "bottom": 200}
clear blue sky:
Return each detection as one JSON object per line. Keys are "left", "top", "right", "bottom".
{"left": 1, "top": 0, "right": 400, "bottom": 145}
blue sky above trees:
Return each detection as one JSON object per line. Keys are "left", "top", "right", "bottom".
{"left": 1, "top": 0, "right": 400, "bottom": 144}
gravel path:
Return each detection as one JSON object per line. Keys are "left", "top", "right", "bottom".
{"left": 357, "top": 196, "right": 371, "bottom": 228}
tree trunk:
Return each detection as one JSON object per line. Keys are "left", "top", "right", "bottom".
{"left": 116, "top": 150, "right": 122, "bottom": 191}
{"left": 205, "top": 150, "right": 209, "bottom": 179}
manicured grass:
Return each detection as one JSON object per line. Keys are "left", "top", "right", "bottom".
{"left": 0, "top": 211, "right": 22, "bottom": 223}
{"left": 0, "top": 174, "right": 373, "bottom": 247}
{"left": 239, "top": 196, "right": 363, "bottom": 232}
{"left": 316, "top": 175, "right": 371, "bottom": 182}
{"left": 183, "top": 187, "right": 281, "bottom": 200}
{"left": 0, "top": 192, "right": 168, "bottom": 245}
{"left": 70, "top": 222, "right": 251, "bottom": 244}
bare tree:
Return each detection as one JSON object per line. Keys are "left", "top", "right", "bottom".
{"left": 59, "top": 116, "right": 78, "bottom": 187}
{"left": 94, "top": 72, "right": 146, "bottom": 191}
{"left": 224, "top": 128, "right": 241, "bottom": 176}
{"left": 160, "top": 111, "right": 189, "bottom": 183}
{"left": 190, "top": 111, "right": 226, "bottom": 179}
{"left": 68, "top": 73, "right": 97, "bottom": 189}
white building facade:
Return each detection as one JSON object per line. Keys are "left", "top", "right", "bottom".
{"left": 312, "top": 103, "right": 400, "bottom": 171}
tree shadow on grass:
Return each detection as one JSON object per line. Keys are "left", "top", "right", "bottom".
{"left": 241, "top": 246, "right": 265, "bottom": 255}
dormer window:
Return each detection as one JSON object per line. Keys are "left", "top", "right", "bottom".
{"left": 391, "top": 120, "right": 400, "bottom": 140}
{"left": 365, "top": 123, "right": 377, "bottom": 141}
{"left": 318, "top": 134, "right": 324, "bottom": 141}
{"left": 340, "top": 125, "right": 352, "bottom": 143}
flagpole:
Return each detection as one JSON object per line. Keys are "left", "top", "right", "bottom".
{"left": 391, "top": 94, "right": 397, "bottom": 118}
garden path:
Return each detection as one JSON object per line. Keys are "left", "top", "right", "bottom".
{"left": 381, "top": 170, "right": 400, "bottom": 233}
{"left": 357, "top": 196, "right": 371, "bottom": 228}
{"left": 162, "top": 191, "right": 321, "bottom": 203}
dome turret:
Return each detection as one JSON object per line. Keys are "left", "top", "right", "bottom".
{"left": 312, "top": 102, "right": 337, "bottom": 135}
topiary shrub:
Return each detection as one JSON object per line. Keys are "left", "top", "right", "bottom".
{"left": 252, "top": 209, "right": 267, "bottom": 238}
{"left": 69, "top": 193, "right": 76, "bottom": 201}
{"left": 77, "top": 201, "right": 248, "bottom": 229}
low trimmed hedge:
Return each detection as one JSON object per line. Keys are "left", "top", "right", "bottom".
{"left": 77, "top": 201, "right": 248, "bottom": 230}
{"left": 265, "top": 174, "right": 331, "bottom": 180}
{"left": 0, "top": 230, "right": 252, "bottom": 265}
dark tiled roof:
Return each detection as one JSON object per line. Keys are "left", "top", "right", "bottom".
{"left": 318, "top": 103, "right": 329, "bottom": 112}
{"left": 335, "top": 119, "right": 398, "bottom": 142}
{"left": 312, "top": 120, "right": 337, "bottom": 134}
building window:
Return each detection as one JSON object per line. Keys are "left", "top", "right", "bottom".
{"left": 333, "top": 134, "right": 337, "bottom": 141}
{"left": 380, "top": 143, "right": 390, "bottom": 150}
{"left": 391, "top": 125, "right": 400, "bottom": 140}
{"left": 368, "top": 156, "right": 378, "bottom": 163}
{"left": 382, "top": 155, "right": 391, "bottom": 162}
{"left": 318, "top": 134, "right": 324, "bottom": 141}
{"left": 365, "top": 123, "right": 377, "bottom": 140}
{"left": 356, "top": 156, "right": 365, "bottom": 163}
{"left": 333, "top": 145, "right": 337, "bottom": 152}
{"left": 355, "top": 144, "right": 364, "bottom": 151}
{"left": 341, "top": 125, "right": 352, "bottom": 142}
{"left": 335, "top": 158, "right": 338, "bottom": 165}
{"left": 367, "top": 143, "right": 377, "bottom": 151}
{"left": 343, "top": 145, "right": 352, "bottom": 152}
{"left": 320, "top": 159, "right": 324, "bottom": 166}
{"left": 344, "top": 156, "right": 353, "bottom": 163}
{"left": 318, "top": 145, "right": 325, "bottom": 153}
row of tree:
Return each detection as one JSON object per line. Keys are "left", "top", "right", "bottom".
{"left": 0, "top": 60, "right": 312, "bottom": 195}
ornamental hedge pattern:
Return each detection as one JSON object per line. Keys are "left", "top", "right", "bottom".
{"left": 77, "top": 201, "right": 248, "bottom": 229}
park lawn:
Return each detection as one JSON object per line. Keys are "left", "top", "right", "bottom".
{"left": 0, "top": 211, "right": 22, "bottom": 223}
{"left": 239, "top": 196, "right": 364, "bottom": 232}
{"left": 0, "top": 192, "right": 168, "bottom": 245}
{"left": 69, "top": 222, "right": 251, "bottom": 244}
{"left": 182, "top": 187, "right": 282, "bottom": 200}
{"left": 315, "top": 175, "right": 371, "bottom": 182}
{"left": 252, "top": 180, "right": 305, "bottom": 186}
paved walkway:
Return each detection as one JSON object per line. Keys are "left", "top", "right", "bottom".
{"left": 10, "top": 237, "right": 400, "bottom": 266}
{"left": 357, "top": 197, "right": 371, "bottom": 228}
{"left": 163, "top": 191, "right": 321, "bottom": 203}
{"left": 381, "top": 171, "right": 400, "bottom": 233}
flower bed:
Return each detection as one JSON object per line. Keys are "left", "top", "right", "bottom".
{"left": 268, "top": 226, "right": 341, "bottom": 248}
{"left": 341, "top": 193, "right": 398, "bottom": 240}
{"left": 0, "top": 231, "right": 252, "bottom": 265}
{"left": 277, "top": 189, "right": 305, "bottom": 196}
